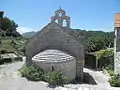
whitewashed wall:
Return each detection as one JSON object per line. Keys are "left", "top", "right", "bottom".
{"left": 33, "top": 59, "right": 76, "bottom": 80}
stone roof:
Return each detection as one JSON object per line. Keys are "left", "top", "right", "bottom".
{"left": 32, "top": 49, "right": 75, "bottom": 63}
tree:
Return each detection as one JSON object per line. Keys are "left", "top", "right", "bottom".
{"left": 0, "top": 17, "right": 21, "bottom": 37}
{"left": 70, "top": 29, "right": 114, "bottom": 52}
{"left": 86, "top": 36, "right": 105, "bottom": 52}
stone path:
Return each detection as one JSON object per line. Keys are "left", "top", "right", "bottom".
{"left": 0, "top": 60, "right": 120, "bottom": 90}
{"left": 84, "top": 68, "right": 110, "bottom": 87}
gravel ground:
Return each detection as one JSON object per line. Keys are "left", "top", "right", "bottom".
{"left": 0, "top": 60, "right": 120, "bottom": 90}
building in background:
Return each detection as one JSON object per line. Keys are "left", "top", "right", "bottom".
{"left": 114, "top": 13, "right": 120, "bottom": 74}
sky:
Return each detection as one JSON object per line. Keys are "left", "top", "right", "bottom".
{"left": 0, "top": 0, "right": 120, "bottom": 34}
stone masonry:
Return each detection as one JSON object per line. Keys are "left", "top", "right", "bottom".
{"left": 114, "top": 13, "right": 120, "bottom": 74}
{"left": 26, "top": 8, "right": 84, "bottom": 80}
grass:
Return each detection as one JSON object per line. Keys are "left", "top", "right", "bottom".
{"left": 1, "top": 39, "right": 15, "bottom": 53}
{"left": 0, "top": 38, "right": 26, "bottom": 55}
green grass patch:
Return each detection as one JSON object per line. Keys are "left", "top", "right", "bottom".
{"left": 109, "top": 74, "right": 120, "bottom": 87}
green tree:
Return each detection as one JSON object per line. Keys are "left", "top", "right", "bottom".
{"left": 86, "top": 36, "right": 106, "bottom": 52}
{"left": 70, "top": 29, "right": 114, "bottom": 52}
{"left": 0, "top": 17, "right": 21, "bottom": 37}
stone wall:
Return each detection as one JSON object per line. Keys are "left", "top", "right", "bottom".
{"left": 26, "top": 22, "right": 84, "bottom": 80}
{"left": 114, "top": 28, "right": 120, "bottom": 74}
{"left": 34, "top": 58, "right": 76, "bottom": 80}
{"left": 114, "top": 14, "right": 120, "bottom": 74}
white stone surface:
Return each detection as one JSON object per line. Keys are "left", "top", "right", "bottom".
{"left": 115, "top": 52, "right": 120, "bottom": 74}
{"left": 32, "top": 49, "right": 75, "bottom": 62}
{"left": 32, "top": 49, "right": 76, "bottom": 80}
{"left": 114, "top": 29, "right": 120, "bottom": 74}
{"left": 0, "top": 61, "right": 120, "bottom": 90}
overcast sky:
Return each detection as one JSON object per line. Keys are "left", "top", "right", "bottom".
{"left": 1, "top": 0, "right": 120, "bottom": 34}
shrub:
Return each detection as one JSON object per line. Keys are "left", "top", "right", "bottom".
{"left": 97, "top": 49, "right": 114, "bottom": 69}
{"left": 106, "top": 69, "right": 114, "bottom": 76}
{"left": 109, "top": 74, "right": 120, "bottom": 87}
{"left": 0, "top": 58, "right": 12, "bottom": 64}
{"left": 14, "top": 57, "right": 22, "bottom": 61}
{"left": 44, "top": 71, "right": 68, "bottom": 86}
{"left": 19, "top": 65, "right": 44, "bottom": 81}
{"left": 20, "top": 66, "right": 70, "bottom": 86}
{"left": 1, "top": 50, "right": 7, "bottom": 54}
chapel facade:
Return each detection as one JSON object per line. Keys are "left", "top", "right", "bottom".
{"left": 26, "top": 8, "right": 84, "bottom": 81}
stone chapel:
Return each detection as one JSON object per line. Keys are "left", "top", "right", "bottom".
{"left": 26, "top": 8, "right": 84, "bottom": 81}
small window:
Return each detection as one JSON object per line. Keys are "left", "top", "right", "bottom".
{"left": 52, "top": 66, "right": 54, "bottom": 71}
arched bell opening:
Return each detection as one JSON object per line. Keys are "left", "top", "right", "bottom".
{"left": 55, "top": 19, "right": 58, "bottom": 23}
{"left": 63, "top": 19, "right": 67, "bottom": 27}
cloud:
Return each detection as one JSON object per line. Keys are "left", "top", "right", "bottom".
{"left": 17, "top": 27, "right": 37, "bottom": 34}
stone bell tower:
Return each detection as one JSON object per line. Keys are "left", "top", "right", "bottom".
{"left": 51, "top": 7, "right": 70, "bottom": 28}
{"left": 114, "top": 13, "right": 120, "bottom": 74}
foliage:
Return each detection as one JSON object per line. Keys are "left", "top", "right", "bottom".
{"left": 19, "top": 65, "right": 44, "bottom": 81}
{"left": 0, "top": 38, "right": 26, "bottom": 56}
{"left": 0, "top": 17, "right": 21, "bottom": 37}
{"left": 0, "top": 58, "right": 12, "bottom": 64}
{"left": 86, "top": 36, "right": 105, "bottom": 52}
{"left": 107, "top": 69, "right": 114, "bottom": 76}
{"left": 0, "top": 54, "right": 22, "bottom": 65}
{"left": 109, "top": 74, "right": 120, "bottom": 87}
{"left": 44, "top": 71, "right": 68, "bottom": 86}
{"left": 13, "top": 57, "right": 23, "bottom": 61}
{"left": 70, "top": 29, "right": 114, "bottom": 52}
{"left": 97, "top": 49, "right": 114, "bottom": 69}
{"left": 20, "top": 66, "right": 69, "bottom": 86}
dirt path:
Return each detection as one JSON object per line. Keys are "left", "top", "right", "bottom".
{"left": 0, "top": 61, "right": 53, "bottom": 90}
{"left": 0, "top": 61, "right": 120, "bottom": 90}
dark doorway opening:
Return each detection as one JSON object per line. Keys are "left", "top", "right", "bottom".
{"left": 52, "top": 66, "right": 54, "bottom": 71}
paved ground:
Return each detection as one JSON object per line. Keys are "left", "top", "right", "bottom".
{"left": 84, "top": 68, "right": 110, "bottom": 87}
{"left": 0, "top": 60, "right": 120, "bottom": 90}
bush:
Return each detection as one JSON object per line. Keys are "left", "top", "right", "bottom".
{"left": 109, "top": 74, "right": 120, "bottom": 87}
{"left": 0, "top": 58, "right": 12, "bottom": 64}
{"left": 19, "top": 65, "right": 44, "bottom": 81}
{"left": 20, "top": 66, "right": 70, "bottom": 86}
{"left": 97, "top": 49, "right": 114, "bottom": 69}
{"left": 1, "top": 50, "right": 7, "bottom": 54}
{"left": 107, "top": 70, "right": 114, "bottom": 76}
{"left": 44, "top": 71, "right": 68, "bottom": 86}
{"left": 14, "top": 57, "right": 22, "bottom": 61}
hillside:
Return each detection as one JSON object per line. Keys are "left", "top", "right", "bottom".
{"left": 22, "top": 31, "right": 36, "bottom": 38}
{"left": 1, "top": 37, "right": 27, "bottom": 56}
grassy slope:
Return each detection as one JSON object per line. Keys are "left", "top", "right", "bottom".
{"left": 1, "top": 39, "right": 15, "bottom": 53}
{"left": 1, "top": 37, "right": 25, "bottom": 56}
